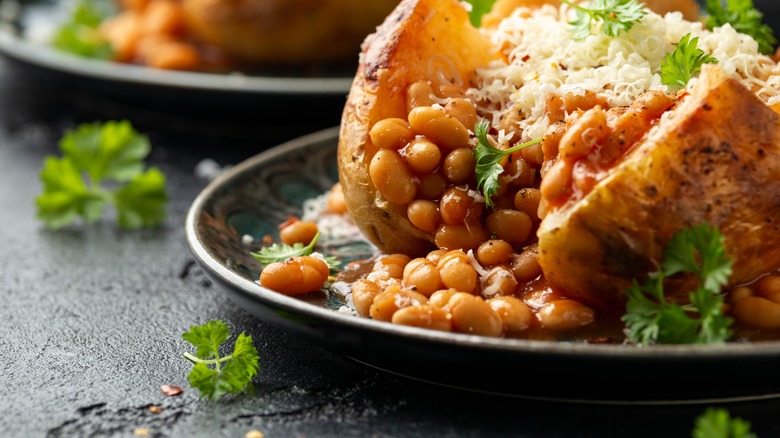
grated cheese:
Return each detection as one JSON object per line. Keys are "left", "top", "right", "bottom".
{"left": 466, "top": 4, "right": 780, "bottom": 142}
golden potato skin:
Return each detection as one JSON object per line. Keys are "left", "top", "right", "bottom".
{"left": 537, "top": 66, "right": 780, "bottom": 309}
{"left": 337, "top": 0, "right": 498, "bottom": 256}
{"left": 181, "top": 0, "right": 399, "bottom": 64}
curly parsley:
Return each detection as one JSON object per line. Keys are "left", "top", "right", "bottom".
{"left": 560, "top": 0, "right": 646, "bottom": 40}
{"left": 51, "top": 0, "right": 113, "bottom": 59}
{"left": 622, "top": 224, "right": 734, "bottom": 345}
{"left": 660, "top": 33, "right": 719, "bottom": 89}
{"left": 36, "top": 121, "right": 168, "bottom": 230}
{"left": 705, "top": 0, "right": 776, "bottom": 55}
{"left": 251, "top": 231, "right": 340, "bottom": 272}
{"left": 183, "top": 320, "right": 260, "bottom": 402}
{"left": 694, "top": 408, "right": 758, "bottom": 438}
{"left": 473, "top": 119, "right": 542, "bottom": 209}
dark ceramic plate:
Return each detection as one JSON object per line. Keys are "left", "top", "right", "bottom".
{"left": 186, "top": 128, "right": 780, "bottom": 405}
{"left": 0, "top": 0, "right": 353, "bottom": 122}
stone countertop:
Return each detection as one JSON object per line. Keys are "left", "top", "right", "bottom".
{"left": 1, "top": 56, "right": 780, "bottom": 438}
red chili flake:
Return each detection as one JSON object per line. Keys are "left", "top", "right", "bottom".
{"left": 521, "top": 54, "right": 530, "bottom": 62}
{"left": 160, "top": 385, "right": 183, "bottom": 396}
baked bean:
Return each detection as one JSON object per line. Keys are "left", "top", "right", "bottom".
{"left": 425, "top": 249, "right": 449, "bottom": 264}
{"left": 448, "top": 293, "right": 503, "bottom": 336}
{"left": 438, "top": 251, "right": 478, "bottom": 293}
{"left": 259, "top": 256, "right": 329, "bottom": 296}
{"left": 541, "top": 121, "right": 567, "bottom": 160}
{"left": 486, "top": 209, "right": 533, "bottom": 247}
{"left": 429, "top": 289, "right": 458, "bottom": 308}
{"left": 417, "top": 173, "right": 447, "bottom": 199}
{"left": 370, "top": 118, "right": 414, "bottom": 150}
{"left": 514, "top": 188, "right": 542, "bottom": 221}
{"left": 481, "top": 265, "right": 518, "bottom": 298}
{"left": 563, "top": 89, "right": 598, "bottom": 113}
{"left": 519, "top": 144, "right": 545, "bottom": 168}
{"left": 536, "top": 300, "right": 595, "bottom": 330}
{"left": 436, "top": 83, "right": 465, "bottom": 99}
{"left": 403, "top": 258, "right": 444, "bottom": 297}
{"left": 603, "top": 111, "right": 648, "bottom": 161}
{"left": 476, "top": 240, "right": 514, "bottom": 266}
{"left": 279, "top": 220, "right": 318, "bottom": 246}
{"left": 540, "top": 159, "right": 573, "bottom": 202}
{"left": 729, "top": 286, "right": 753, "bottom": 305}
{"left": 372, "top": 254, "right": 411, "bottom": 279}
{"left": 139, "top": 36, "right": 200, "bottom": 70}
{"left": 558, "top": 107, "right": 608, "bottom": 160}
{"left": 141, "top": 0, "right": 184, "bottom": 35}
{"left": 630, "top": 90, "right": 674, "bottom": 121}
{"left": 504, "top": 157, "right": 535, "bottom": 189}
{"left": 755, "top": 275, "right": 780, "bottom": 304}
{"left": 406, "top": 81, "right": 436, "bottom": 113}
{"left": 391, "top": 305, "right": 453, "bottom": 331}
{"left": 100, "top": 13, "right": 143, "bottom": 62}
{"left": 408, "top": 106, "right": 470, "bottom": 150}
{"left": 325, "top": 183, "right": 347, "bottom": 214}
{"left": 407, "top": 200, "right": 440, "bottom": 233}
{"left": 443, "top": 148, "right": 476, "bottom": 183}
{"left": 440, "top": 187, "right": 472, "bottom": 225}
{"left": 351, "top": 279, "right": 383, "bottom": 316}
{"left": 487, "top": 296, "right": 532, "bottom": 334}
{"left": 571, "top": 159, "right": 600, "bottom": 195}
{"left": 733, "top": 296, "right": 780, "bottom": 330}
{"left": 498, "top": 109, "right": 523, "bottom": 134}
{"left": 369, "top": 286, "right": 428, "bottom": 322}
{"left": 544, "top": 93, "right": 565, "bottom": 123}
{"left": 511, "top": 245, "right": 542, "bottom": 281}
{"left": 444, "top": 98, "right": 478, "bottom": 130}
{"left": 405, "top": 138, "right": 441, "bottom": 173}
{"left": 369, "top": 149, "right": 417, "bottom": 204}
{"left": 434, "top": 223, "right": 488, "bottom": 252}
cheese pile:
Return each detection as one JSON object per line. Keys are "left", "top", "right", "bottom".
{"left": 466, "top": 4, "right": 780, "bottom": 142}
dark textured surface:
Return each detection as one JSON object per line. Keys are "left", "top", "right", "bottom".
{"left": 2, "top": 55, "right": 780, "bottom": 438}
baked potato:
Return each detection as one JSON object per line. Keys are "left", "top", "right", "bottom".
{"left": 337, "top": 0, "right": 780, "bottom": 310}
{"left": 181, "top": 0, "right": 401, "bottom": 65}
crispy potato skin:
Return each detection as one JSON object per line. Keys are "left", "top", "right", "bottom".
{"left": 337, "top": 0, "right": 497, "bottom": 255}
{"left": 537, "top": 66, "right": 780, "bottom": 309}
{"left": 181, "top": 0, "right": 399, "bottom": 64}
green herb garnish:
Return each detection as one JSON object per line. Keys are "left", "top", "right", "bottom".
{"left": 36, "top": 120, "right": 168, "bottom": 229}
{"left": 183, "top": 320, "right": 260, "bottom": 402}
{"left": 473, "top": 119, "right": 542, "bottom": 209}
{"left": 693, "top": 408, "right": 757, "bottom": 438}
{"left": 251, "top": 231, "right": 340, "bottom": 272}
{"left": 660, "top": 33, "right": 719, "bottom": 89}
{"left": 465, "top": 0, "right": 497, "bottom": 27}
{"left": 705, "top": 0, "right": 776, "bottom": 55}
{"left": 51, "top": 0, "right": 113, "bottom": 59}
{"left": 622, "top": 223, "right": 734, "bottom": 345}
{"left": 560, "top": 0, "right": 646, "bottom": 40}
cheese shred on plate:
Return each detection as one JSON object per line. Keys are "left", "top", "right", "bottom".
{"left": 466, "top": 4, "right": 780, "bottom": 142}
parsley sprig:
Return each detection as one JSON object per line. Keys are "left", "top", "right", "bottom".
{"left": 560, "top": 0, "right": 646, "bottom": 40}
{"left": 622, "top": 224, "right": 734, "bottom": 345}
{"left": 465, "top": 0, "right": 497, "bottom": 27}
{"left": 660, "top": 33, "right": 719, "bottom": 89}
{"left": 705, "top": 0, "right": 776, "bottom": 55}
{"left": 51, "top": 0, "right": 113, "bottom": 59}
{"left": 183, "top": 320, "right": 260, "bottom": 402}
{"left": 694, "top": 408, "right": 757, "bottom": 438}
{"left": 251, "top": 231, "right": 340, "bottom": 272}
{"left": 473, "top": 119, "right": 542, "bottom": 209}
{"left": 36, "top": 121, "right": 168, "bottom": 230}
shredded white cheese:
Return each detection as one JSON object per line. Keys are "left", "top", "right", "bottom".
{"left": 466, "top": 4, "right": 780, "bottom": 142}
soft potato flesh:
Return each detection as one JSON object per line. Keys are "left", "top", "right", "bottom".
{"left": 537, "top": 66, "right": 780, "bottom": 308}
{"left": 337, "top": 0, "right": 498, "bottom": 255}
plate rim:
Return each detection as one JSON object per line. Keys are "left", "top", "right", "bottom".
{"left": 184, "top": 126, "right": 780, "bottom": 362}
{"left": 0, "top": 27, "right": 354, "bottom": 95}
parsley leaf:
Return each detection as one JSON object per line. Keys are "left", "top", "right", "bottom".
{"left": 51, "top": 0, "right": 114, "bottom": 59}
{"left": 660, "top": 33, "right": 719, "bottom": 89}
{"left": 251, "top": 231, "right": 341, "bottom": 272}
{"left": 693, "top": 408, "right": 758, "bottom": 438}
{"left": 621, "top": 224, "right": 734, "bottom": 345}
{"left": 560, "top": 0, "right": 646, "bottom": 40}
{"left": 705, "top": 0, "right": 776, "bottom": 55}
{"left": 183, "top": 320, "right": 260, "bottom": 402}
{"left": 473, "top": 119, "right": 542, "bottom": 209}
{"left": 35, "top": 121, "right": 168, "bottom": 230}
{"left": 464, "top": 0, "right": 497, "bottom": 27}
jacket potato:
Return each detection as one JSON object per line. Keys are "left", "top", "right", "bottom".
{"left": 337, "top": 0, "right": 780, "bottom": 309}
